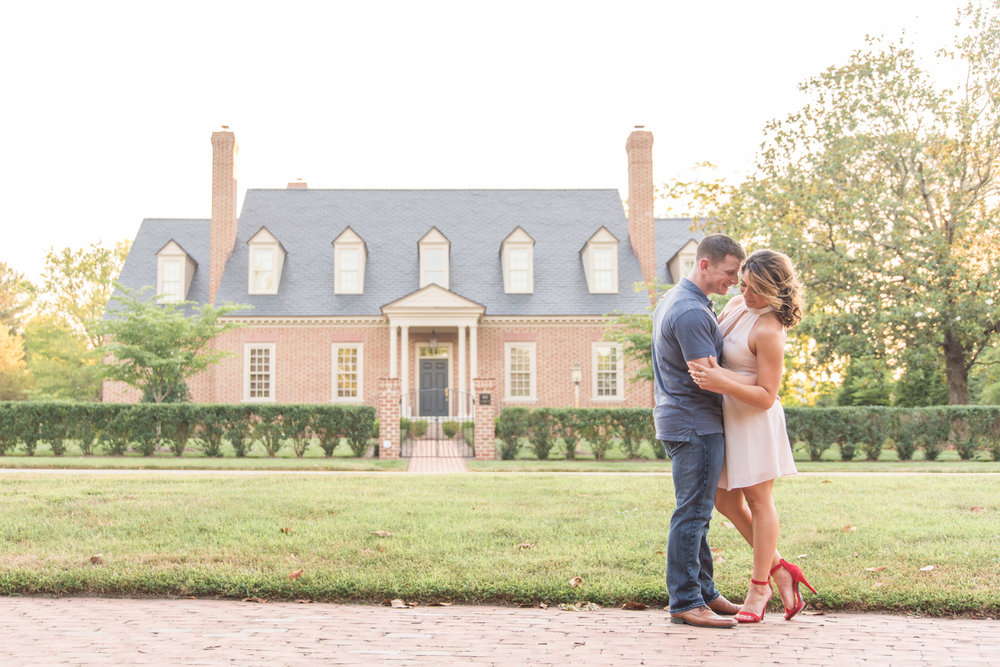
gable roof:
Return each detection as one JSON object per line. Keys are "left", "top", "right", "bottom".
{"left": 108, "top": 219, "right": 210, "bottom": 314}
{"left": 208, "top": 189, "right": 649, "bottom": 317}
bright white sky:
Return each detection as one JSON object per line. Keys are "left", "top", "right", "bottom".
{"left": 0, "top": 0, "right": 969, "bottom": 282}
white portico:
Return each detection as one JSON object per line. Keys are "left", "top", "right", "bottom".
{"left": 381, "top": 284, "right": 485, "bottom": 418}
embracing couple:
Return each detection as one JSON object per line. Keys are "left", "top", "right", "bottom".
{"left": 652, "top": 234, "right": 816, "bottom": 629}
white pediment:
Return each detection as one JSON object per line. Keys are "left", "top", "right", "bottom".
{"left": 581, "top": 226, "right": 619, "bottom": 251}
{"left": 157, "top": 240, "right": 190, "bottom": 258}
{"left": 381, "top": 284, "right": 485, "bottom": 317}
{"left": 419, "top": 227, "right": 450, "bottom": 245}
{"left": 333, "top": 226, "right": 366, "bottom": 247}
{"left": 248, "top": 226, "right": 284, "bottom": 249}
{"left": 502, "top": 226, "right": 535, "bottom": 246}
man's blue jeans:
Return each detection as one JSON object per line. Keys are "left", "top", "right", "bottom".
{"left": 662, "top": 432, "right": 725, "bottom": 614}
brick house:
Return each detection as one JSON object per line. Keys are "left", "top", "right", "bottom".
{"left": 106, "top": 127, "right": 700, "bottom": 454}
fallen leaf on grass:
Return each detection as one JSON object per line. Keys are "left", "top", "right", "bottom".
{"left": 720, "top": 521, "right": 734, "bottom": 529}
{"left": 295, "top": 599, "right": 313, "bottom": 604}
{"left": 242, "top": 597, "right": 267, "bottom": 603}
{"left": 710, "top": 547, "right": 723, "bottom": 554}
{"left": 919, "top": 565, "right": 935, "bottom": 572}
{"left": 519, "top": 602, "right": 548, "bottom": 609}
{"left": 621, "top": 601, "right": 648, "bottom": 610}
{"left": 280, "top": 527, "right": 293, "bottom": 534}
{"left": 371, "top": 531, "right": 393, "bottom": 538}
{"left": 287, "top": 569, "right": 304, "bottom": 580}
{"left": 516, "top": 543, "right": 534, "bottom": 550}
{"left": 89, "top": 555, "right": 103, "bottom": 565}
{"left": 713, "top": 556, "right": 725, "bottom": 563}
{"left": 655, "top": 550, "right": 664, "bottom": 556}
{"left": 796, "top": 554, "right": 808, "bottom": 559}
{"left": 360, "top": 548, "right": 374, "bottom": 556}
{"left": 843, "top": 525, "right": 857, "bottom": 532}
{"left": 872, "top": 582, "right": 884, "bottom": 589}
{"left": 971, "top": 507, "right": 985, "bottom": 514}
{"left": 822, "top": 480, "right": 832, "bottom": 484}
{"left": 865, "top": 566, "right": 886, "bottom": 572}
{"left": 426, "top": 602, "right": 452, "bottom": 607}
{"left": 568, "top": 576, "right": 583, "bottom": 588}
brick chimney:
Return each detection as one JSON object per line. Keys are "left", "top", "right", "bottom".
{"left": 209, "top": 129, "right": 238, "bottom": 304}
{"left": 625, "top": 126, "right": 656, "bottom": 289}
{"left": 287, "top": 179, "right": 308, "bottom": 189}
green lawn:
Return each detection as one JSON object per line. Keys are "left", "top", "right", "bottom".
{"left": 1, "top": 472, "right": 997, "bottom": 615}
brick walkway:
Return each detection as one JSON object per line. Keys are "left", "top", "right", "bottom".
{"left": 1, "top": 597, "right": 997, "bottom": 666}
{"left": 405, "top": 440, "right": 469, "bottom": 473}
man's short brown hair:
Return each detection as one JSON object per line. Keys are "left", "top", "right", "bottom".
{"left": 695, "top": 234, "right": 745, "bottom": 264}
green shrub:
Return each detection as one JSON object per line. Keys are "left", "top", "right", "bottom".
{"left": 527, "top": 409, "right": 555, "bottom": 460}
{"left": 462, "top": 421, "right": 475, "bottom": 449}
{"left": 497, "top": 408, "right": 529, "bottom": 459}
{"left": 412, "top": 420, "right": 428, "bottom": 438}
{"left": 839, "top": 442, "right": 858, "bottom": 461}
{"left": 442, "top": 421, "right": 460, "bottom": 438}
{"left": 400, "top": 418, "right": 411, "bottom": 440}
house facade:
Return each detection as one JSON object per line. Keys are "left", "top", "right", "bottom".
{"left": 106, "top": 128, "right": 701, "bottom": 428}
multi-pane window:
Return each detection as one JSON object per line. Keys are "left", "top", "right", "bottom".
{"left": 505, "top": 342, "right": 536, "bottom": 401}
{"left": 594, "top": 248, "right": 614, "bottom": 292}
{"left": 593, "top": 343, "right": 623, "bottom": 400}
{"left": 253, "top": 248, "right": 274, "bottom": 292}
{"left": 245, "top": 344, "right": 275, "bottom": 402}
{"left": 339, "top": 248, "right": 359, "bottom": 293}
{"left": 160, "top": 259, "right": 183, "bottom": 302}
{"left": 424, "top": 247, "right": 445, "bottom": 286}
{"left": 509, "top": 248, "right": 529, "bottom": 292}
{"left": 334, "top": 344, "right": 362, "bottom": 401}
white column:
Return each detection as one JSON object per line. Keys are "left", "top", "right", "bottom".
{"left": 458, "top": 324, "right": 467, "bottom": 418}
{"left": 470, "top": 323, "right": 478, "bottom": 380}
{"left": 389, "top": 323, "right": 398, "bottom": 379}
{"left": 401, "top": 325, "right": 410, "bottom": 417}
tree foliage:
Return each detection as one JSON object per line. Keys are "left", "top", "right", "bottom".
{"left": 99, "top": 287, "right": 249, "bottom": 403}
{"left": 0, "top": 262, "right": 32, "bottom": 335}
{"left": 22, "top": 315, "right": 102, "bottom": 401}
{"left": 39, "top": 240, "right": 130, "bottom": 349}
{"left": 717, "top": 3, "right": 1000, "bottom": 404}
{"left": 0, "top": 326, "right": 31, "bottom": 400}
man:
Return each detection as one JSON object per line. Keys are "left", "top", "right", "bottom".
{"left": 653, "top": 234, "right": 745, "bottom": 629}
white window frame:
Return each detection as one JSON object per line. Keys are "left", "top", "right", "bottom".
{"left": 581, "top": 228, "right": 619, "bottom": 294}
{"left": 244, "top": 343, "right": 276, "bottom": 402}
{"left": 419, "top": 228, "right": 450, "bottom": 289}
{"left": 592, "top": 342, "right": 624, "bottom": 402}
{"left": 501, "top": 227, "right": 535, "bottom": 294}
{"left": 157, "top": 257, "right": 184, "bottom": 303}
{"left": 593, "top": 247, "right": 615, "bottom": 292}
{"left": 333, "top": 228, "right": 367, "bottom": 294}
{"left": 247, "top": 228, "right": 285, "bottom": 295}
{"left": 504, "top": 342, "right": 537, "bottom": 402}
{"left": 250, "top": 246, "right": 276, "bottom": 294}
{"left": 332, "top": 343, "right": 364, "bottom": 403}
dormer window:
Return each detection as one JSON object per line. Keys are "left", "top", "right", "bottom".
{"left": 156, "top": 240, "right": 196, "bottom": 303}
{"left": 333, "top": 227, "right": 367, "bottom": 294}
{"left": 419, "top": 227, "right": 450, "bottom": 289}
{"left": 247, "top": 227, "right": 286, "bottom": 295}
{"left": 580, "top": 227, "right": 619, "bottom": 294}
{"left": 501, "top": 227, "right": 534, "bottom": 294}
{"left": 668, "top": 239, "right": 699, "bottom": 284}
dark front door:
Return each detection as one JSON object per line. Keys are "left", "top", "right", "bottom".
{"left": 419, "top": 359, "right": 449, "bottom": 416}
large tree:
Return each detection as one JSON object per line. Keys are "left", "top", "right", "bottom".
{"left": 719, "top": 2, "right": 1000, "bottom": 404}
{"left": 0, "top": 262, "right": 31, "bottom": 334}
{"left": 99, "top": 287, "right": 248, "bottom": 403}
{"left": 39, "top": 240, "right": 130, "bottom": 349}
{"left": 22, "top": 315, "right": 102, "bottom": 401}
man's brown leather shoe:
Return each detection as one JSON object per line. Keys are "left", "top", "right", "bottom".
{"left": 670, "top": 605, "right": 738, "bottom": 628}
{"left": 707, "top": 595, "right": 741, "bottom": 616}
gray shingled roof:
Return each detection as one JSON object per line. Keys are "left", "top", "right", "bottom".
{"left": 108, "top": 219, "right": 211, "bottom": 314}
{"left": 117, "top": 190, "right": 653, "bottom": 317}
{"left": 656, "top": 217, "right": 703, "bottom": 284}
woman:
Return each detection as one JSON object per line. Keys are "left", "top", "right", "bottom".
{"left": 689, "top": 249, "right": 815, "bottom": 623}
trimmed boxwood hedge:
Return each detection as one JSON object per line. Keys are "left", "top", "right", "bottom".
{"left": 495, "top": 405, "right": 1000, "bottom": 461}
{"left": 0, "top": 402, "right": 375, "bottom": 458}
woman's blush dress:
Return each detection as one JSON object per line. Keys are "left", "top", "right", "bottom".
{"left": 716, "top": 304, "right": 798, "bottom": 491}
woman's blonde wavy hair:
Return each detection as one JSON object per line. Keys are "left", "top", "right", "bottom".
{"left": 741, "top": 250, "right": 804, "bottom": 329}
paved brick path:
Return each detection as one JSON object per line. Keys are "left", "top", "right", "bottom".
{"left": 1, "top": 597, "right": 997, "bottom": 666}
{"left": 405, "top": 441, "right": 469, "bottom": 473}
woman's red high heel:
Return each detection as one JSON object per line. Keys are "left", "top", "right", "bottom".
{"left": 735, "top": 578, "right": 772, "bottom": 623}
{"left": 770, "top": 559, "right": 817, "bottom": 620}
